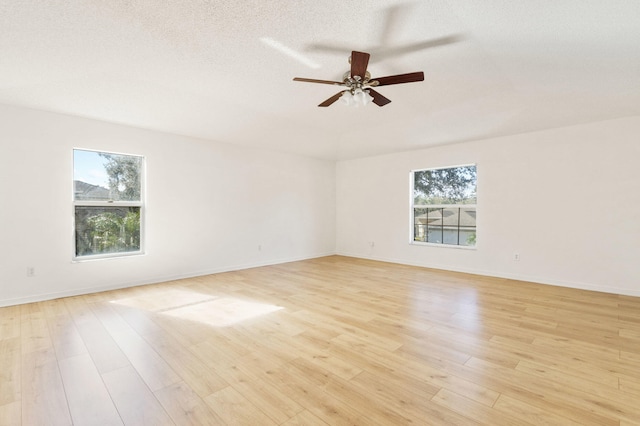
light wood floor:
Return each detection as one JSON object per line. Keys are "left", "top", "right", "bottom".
{"left": 2, "top": 256, "right": 640, "bottom": 425}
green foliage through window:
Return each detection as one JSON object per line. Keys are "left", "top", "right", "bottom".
{"left": 75, "top": 208, "right": 141, "bottom": 256}
{"left": 99, "top": 152, "right": 142, "bottom": 201}
{"left": 414, "top": 165, "right": 476, "bottom": 205}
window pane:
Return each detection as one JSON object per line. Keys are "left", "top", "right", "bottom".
{"left": 426, "top": 207, "right": 443, "bottom": 243}
{"left": 460, "top": 229, "right": 476, "bottom": 247}
{"left": 74, "top": 150, "right": 142, "bottom": 201}
{"left": 427, "top": 226, "right": 443, "bottom": 243}
{"left": 460, "top": 208, "right": 476, "bottom": 227}
{"left": 414, "top": 208, "right": 428, "bottom": 242}
{"left": 442, "top": 208, "right": 459, "bottom": 226}
{"left": 460, "top": 207, "right": 477, "bottom": 247}
{"left": 75, "top": 206, "right": 141, "bottom": 256}
{"left": 414, "top": 165, "right": 476, "bottom": 205}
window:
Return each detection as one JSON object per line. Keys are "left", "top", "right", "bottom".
{"left": 411, "top": 164, "right": 476, "bottom": 247}
{"left": 73, "top": 149, "right": 144, "bottom": 259}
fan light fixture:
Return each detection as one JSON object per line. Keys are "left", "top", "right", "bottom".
{"left": 341, "top": 88, "right": 374, "bottom": 107}
{"left": 339, "top": 71, "right": 375, "bottom": 107}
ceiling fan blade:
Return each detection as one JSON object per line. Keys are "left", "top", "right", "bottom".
{"left": 378, "top": 3, "right": 418, "bottom": 48}
{"left": 305, "top": 43, "right": 350, "bottom": 55}
{"left": 350, "top": 51, "right": 370, "bottom": 79}
{"left": 368, "top": 89, "right": 391, "bottom": 107}
{"left": 374, "top": 35, "right": 464, "bottom": 61}
{"left": 318, "top": 91, "right": 345, "bottom": 107}
{"left": 293, "top": 77, "right": 343, "bottom": 85}
{"left": 371, "top": 72, "right": 424, "bottom": 86}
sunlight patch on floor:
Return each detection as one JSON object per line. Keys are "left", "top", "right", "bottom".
{"left": 110, "top": 288, "right": 283, "bottom": 327}
{"left": 162, "top": 297, "right": 283, "bottom": 327}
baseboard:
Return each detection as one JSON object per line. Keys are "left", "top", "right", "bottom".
{"left": 336, "top": 251, "right": 640, "bottom": 298}
{"left": 0, "top": 251, "right": 336, "bottom": 307}
{"left": 4, "top": 250, "right": 636, "bottom": 307}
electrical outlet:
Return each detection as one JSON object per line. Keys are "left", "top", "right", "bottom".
{"left": 513, "top": 253, "right": 520, "bottom": 261}
{"left": 369, "top": 241, "right": 375, "bottom": 247}
{"left": 27, "top": 267, "right": 36, "bottom": 277}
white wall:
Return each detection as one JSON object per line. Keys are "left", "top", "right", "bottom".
{"left": 337, "top": 117, "right": 640, "bottom": 296}
{"left": 2, "top": 104, "right": 638, "bottom": 305}
{"left": 0, "top": 104, "right": 336, "bottom": 306}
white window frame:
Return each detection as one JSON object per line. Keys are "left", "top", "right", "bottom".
{"left": 410, "top": 164, "right": 477, "bottom": 249}
{"left": 72, "top": 148, "right": 145, "bottom": 261}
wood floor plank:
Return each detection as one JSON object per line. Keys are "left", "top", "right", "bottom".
{"left": 280, "top": 409, "right": 330, "bottom": 426}
{"left": 67, "top": 303, "right": 131, "bottom": 374}
{"left": 20, "top": 309, "right": 52, "bottom": 355}
{"left": 58, "top": 354, "right": 123, "bottom": 425}
{"left": 154, "top": 381, "right": 226, "bottom": 426}
{"left": 46, "top": 313, "right": 88, "bottom": 360}
{"left": 203, "top": 385, "right": 278, "bottom": 426}
{"left": 348, "top": 370, "right": 445, "bottom": 422}
{"left": 515, "top": 358, "right": 619, "bottom": 392}
{"left": 463, "top": 357, "right": 623, "bottom": 425}
{"left": 265, "top": 358, "right": 382, "bottom": 426}
{"left": 492, "top": 394, "right": 585, "bottom": 426}
{"left": 279, "top": 331, "right": 364, "bottom": 381}
{"left": 21, "top": 348, "right": 72, "bottom": 426}
{"left": 142, "top": 330, "right": 229, "bottom": 398}
{"left": 228, "top": 376, "right": 304, "bottom": 424}
{"left": 38, "top": 299, "right": 70, "bottom": 319}
{"left": 0, "top": 401, "right": 21, "bottom": 426}
{"left": 0, "top": 306, "right": 21, "bottom": 341}
{"left": 223, "top": 348, "right": 290, "bottom": 383}
{"left": 0, "top": 337, "right": 21, "bottom": 407}
{"left": 431, "top": 389, "right": 526, "bottom": 425}
{"left": 90, "top": 303, "right": 182, "bottom": 392}
{"left": 489, "top": 335, "right": 621, "bottom": 388}
{"left": 513, "top": 358, "right": 640, "bottom": 424}
{"left": 619, "top": 377, "right": 640, "bottom": 397}
{"left": 321, "top": 374, "right": 439, "bottom": 425}
{"left": 189, "top": 335, "right": 249, "bottom": 367}
{"left": 102, "top": 365, "right": 174, "bottom": 426}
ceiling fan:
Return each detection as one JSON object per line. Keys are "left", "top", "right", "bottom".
{"left": 293, "top": 51, "right": 424, "bottom": 107}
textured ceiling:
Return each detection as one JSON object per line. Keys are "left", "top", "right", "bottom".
{"left": 1, "top": 0, "right": 639, "bottom": 160}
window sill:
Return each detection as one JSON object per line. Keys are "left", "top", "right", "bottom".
{"left": 72, "top": 251, "right": 145, "bottom": 263}
{"left": 410, "top": 241, "right": 477, "bottom": 250}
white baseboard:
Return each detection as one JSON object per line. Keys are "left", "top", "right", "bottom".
{"left": 336, "top": 251, "right": 640, "bottom": 298}
{"left": 0, "top": 252, "right": 336, "bottom": 307}
{"left": 4, "top": 250, "right": 636, "bottom": 307}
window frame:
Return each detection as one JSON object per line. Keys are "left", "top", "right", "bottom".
{"left": 72, "top": 148, "right": 146, "bottom": 261}
{"left": 410, "top": 163, "right": 477, "bottom": 249}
